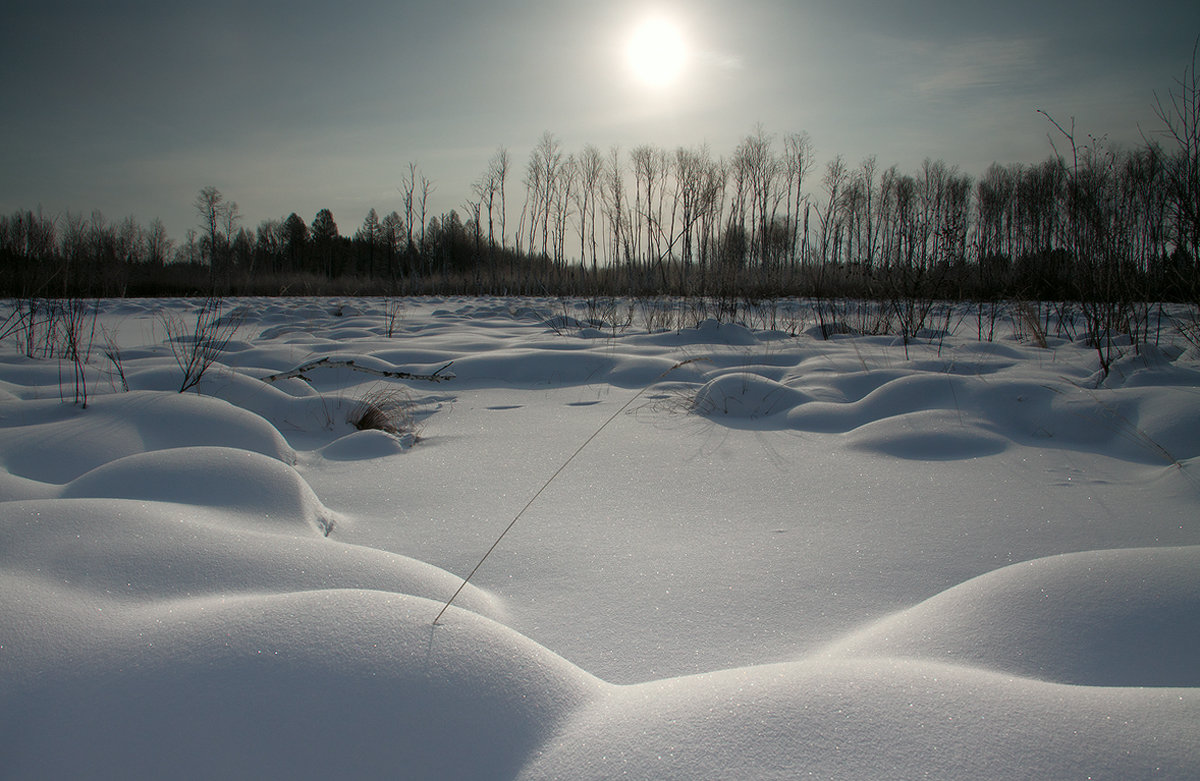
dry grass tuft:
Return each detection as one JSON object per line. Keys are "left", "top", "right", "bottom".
{"left": 348, "top": 385, "right": 419, "bottom": 439}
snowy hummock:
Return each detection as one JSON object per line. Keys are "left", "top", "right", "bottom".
{"left": 1, "top": 296, "right": 1197, "bottom": 779}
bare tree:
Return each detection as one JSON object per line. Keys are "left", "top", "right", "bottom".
{"left": 355, "top": 208, "right": 381, "bottom": 278}
{"left": 529, "top": 131, "right": 564, "bottom": 263}
{"left": 145, "top": 218, "right": 173, "bottom": 268}
{"left": 602, "top": 146, "right": 631, "bottom": 271}
{"left": 674, "top": 145, "right": 706, "bottom": 273}
{"left": 630, "top": 144, "right": 655, "bottom": 269}
{"left": 494, "top": 147, "right": 510, "bottom": 251}
{"left": 858, "top": 155, "right": 880, "bottom": 269}
{"left": 976, "top": 163, "right": 1016, "bottom": 268}
{"left": 552, "top": 154, "right": 576, "bottom": 269}
{"left": 650, "top": 145, "right": 673, "bottom": 272}
{"left": 474, "top": 146, "right": 510, "bottom": 269}
{"left": 381, "top": 210, "right": 404, "bottom": 280}
{"left": 461, "top": 195, "right": 483, "bottom": 286}
{"left": 574, "top": 144, "right": 604, "bottom": 274}
{"left": 517, "top": 155, "right": 537, "bottom": 260}
{"left": 221, "top": 200, "right": 241, "bottom": 247}
{"left": 783, "top": 132, "right": 814, "bottom": 268}
{"left": 194, "top": 186, "right": 237, "bottom": 289}
{"left": 419, "top": 173, "right": 434, "bottom": 271}
{"left": 400, "top": 163, "right": 417, "bottom": 257}
{"left": 817, "top": 156, "right": 847, "bottom": 266}
{"left": 1153, "top": 37, "right": 1200, "bottom": 276}
{"left": 195, "top": 187, "right": 222, "bottom": 260}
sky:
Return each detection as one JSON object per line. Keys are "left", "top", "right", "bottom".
{"left": 3, "top": 0, "right": 1199, "bottom": 243}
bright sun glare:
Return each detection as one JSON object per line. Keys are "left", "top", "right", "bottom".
{"left": 625, "top": 17, "right": 687, "bottom": 88}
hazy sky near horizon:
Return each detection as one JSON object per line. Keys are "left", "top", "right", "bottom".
{"left": 3, "top": 0, "right": 1199, "bottom": 241}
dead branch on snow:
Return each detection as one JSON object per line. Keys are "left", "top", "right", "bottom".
{"left": 260, "top": 357, "right": 454, "bottom": 384}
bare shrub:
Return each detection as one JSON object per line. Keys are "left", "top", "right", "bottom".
{"left": 384, "top": 297, "right": 404, "bottom": 337}
{"left": 0, "top": 300, "right": 30, "bottom": 348}
{"left": 161, "top": 297, "right": 241, "bottom": 393}
{"left": 584, "top": 295, "right": 631, "bottom": 334}
{"left": 101, "top": 325, "right": 129, "bottom": 392}
{"left": 633, "top": 295, "right": 680, "bottom": 332}
{"left": 58, "top": 297, "right": 98, "bottom": 407}
{"left": 10, "top": 298, "right": 57, "bottom": 357}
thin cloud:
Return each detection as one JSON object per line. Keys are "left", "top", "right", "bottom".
{"left": 696, "top": 50, "right": 745, "bottom": 71}
{"left": 915, "top": 37, "right": 1044, "bottom": 97}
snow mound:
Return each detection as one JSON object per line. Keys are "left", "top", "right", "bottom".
{"left": 0, "top": 470, "right": 57, "bottom": 501}
{"left": 685, "top": 318, "right": 761, "bottom": 345}
{"left": 847, "top": 409, "right": 1009, "bottom": 460}
{"left": 0, "top": 498, "right": 500, "bottom": 615}
{"left": 320, "top": 428, "right": 413, "bottom": 460}
{"left": 61, "top": 446, "right": 335, "bottom": 535}
{"left": 0, "top": 391, "right": 295, "bottom": 486}
{"left": 521, "top": 547, "right": 1200, "bottom": 779}
{"left": 692, "top": 371, "right": 810, "bottom": 418}
{"left": 1103, "top": 386, "right": 1200, "bottom": 463}
{"left": 752, "top": 368, "right": 1199, "bottom": 465}
{"left": 821, "top": 546, "right": 1200, "bottom": 686}
{"left": 1, "top": 588, "right": 599, "bottom": 780}
{"left": 126, "top": 364, "right": 440, "bottom": 447}
{"left": 784, "top": 373, "right": 980, "bottom": 433}
{"left": 521, "top": 658, "right": 1196, "bottom": 781}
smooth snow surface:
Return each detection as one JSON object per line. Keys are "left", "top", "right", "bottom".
{"left": 2, "top": 296, "right": 1198, "bottom": 779}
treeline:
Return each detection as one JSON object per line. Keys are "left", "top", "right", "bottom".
{"left": 3, "top": 52, "right": 1198, "bottom": 304}
{"left": 0, "top": 196, "right": 547, "bottom": 298}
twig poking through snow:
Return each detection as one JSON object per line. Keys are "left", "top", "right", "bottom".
{"left": 259, "top": 358, "right": 455, "bottom": 384}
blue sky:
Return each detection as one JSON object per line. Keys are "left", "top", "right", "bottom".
{"left": 3, "top": 0, "right": 1198, "bottom": 241}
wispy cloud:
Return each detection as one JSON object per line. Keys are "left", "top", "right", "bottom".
{"left": 694, "top": 49, "right": 744, "bottom": 72}
{"left": 914, "top": 36, "right": 1044, "bottom": 98}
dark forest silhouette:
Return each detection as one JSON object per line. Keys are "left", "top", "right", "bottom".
{"left": 3, "top": 44, "right": 1198, "bottom": 308}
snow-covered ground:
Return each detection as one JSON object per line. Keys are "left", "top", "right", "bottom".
{"left": 2, "top": 296, "right": 1197, "bottom": 779}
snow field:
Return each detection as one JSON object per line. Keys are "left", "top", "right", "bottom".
{"left": 1, "top": 296, "right": 1197, "bottom": 779}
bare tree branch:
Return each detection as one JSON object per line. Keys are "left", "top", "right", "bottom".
{"left": 260, "top": 358, "right": 454, "bottom": 384}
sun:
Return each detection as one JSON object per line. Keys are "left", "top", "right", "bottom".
{"left": 625, "top": 17, "right": 688, "bottom": 88}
